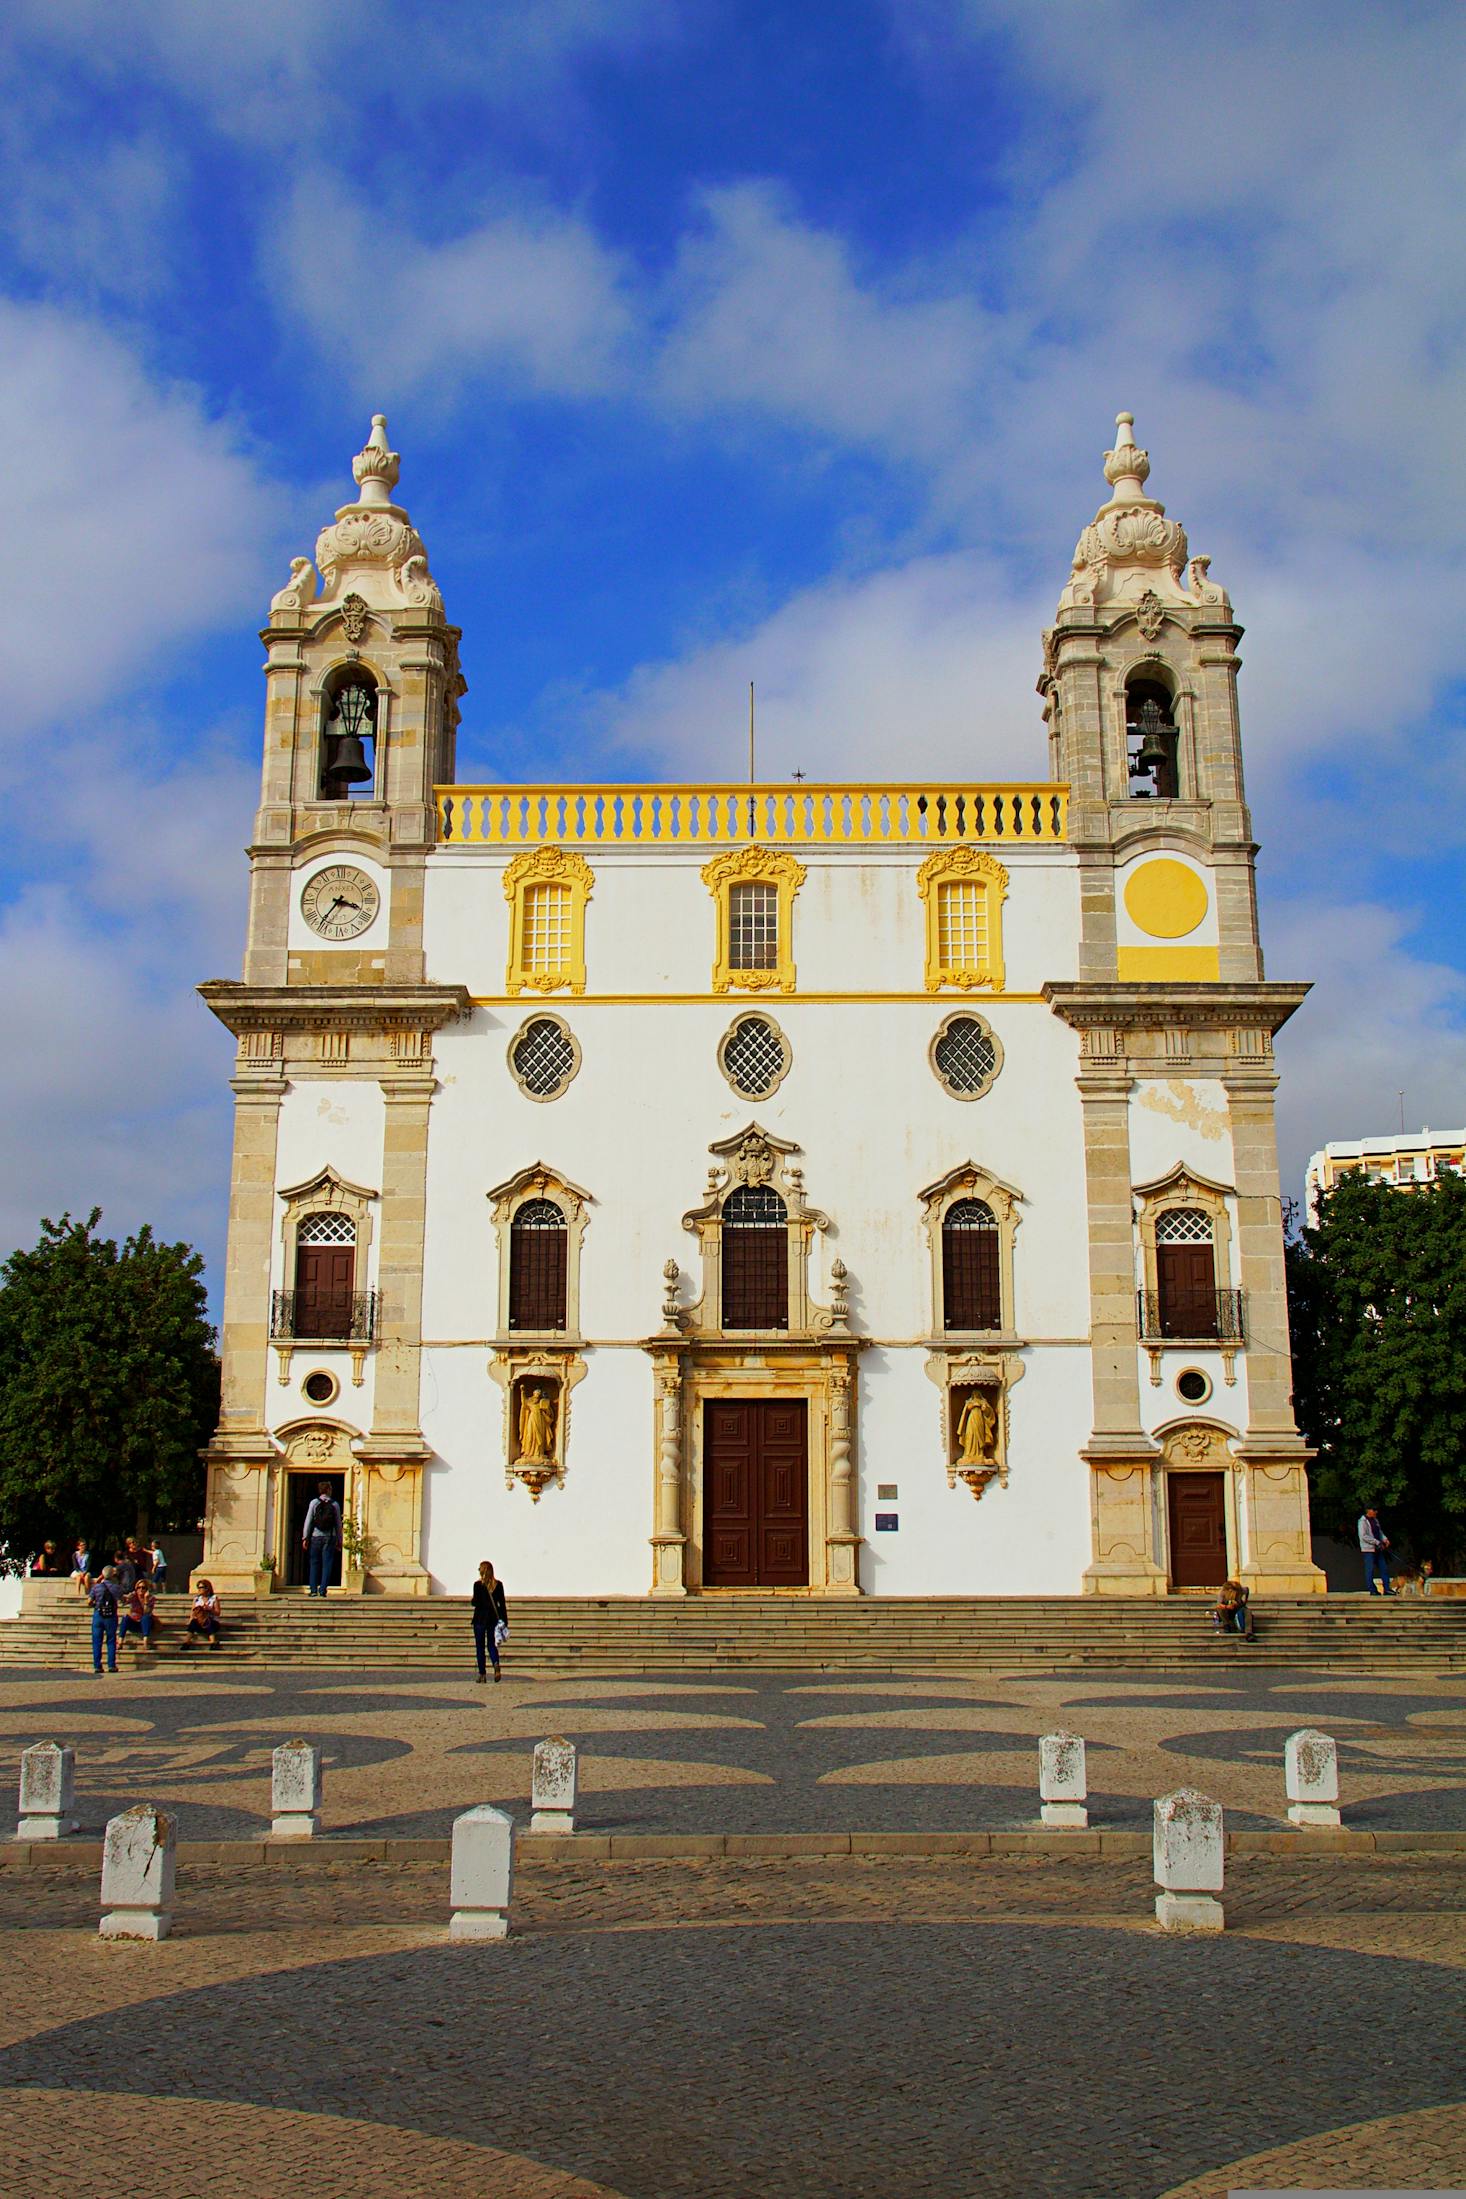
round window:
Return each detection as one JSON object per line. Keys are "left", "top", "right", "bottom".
{"left": 719, "top": 1015, "right": 790, "bottom": 1098}
{"left": 510, "top": 1016, "right": 580, "bottom": 1101}
{"left": 303, "top": 1370, "right": 338, "bottom": 1407}
{"left": 1175, "top": 1367, "right": 1212, "bottom": 1405}
{"left": 930, "top": 1013, "right": 1001, "bottom": 1099}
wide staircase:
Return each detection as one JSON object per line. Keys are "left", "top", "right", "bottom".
{"left": 4, "top": 1594, "right": 1466, "bottom": 1673}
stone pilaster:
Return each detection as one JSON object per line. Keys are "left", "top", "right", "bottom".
{"left": 356, "top": 1067, "right": 436, "bottom": 1594}
{"left": 649, "top": 1356, "right": 687, "bottom": 1596}
{"left": 1076, "top": 1068, "right": 1166, "bottom": 1595}
{"left": 824, "top": 1355, "right": 861, "bottom": 1595}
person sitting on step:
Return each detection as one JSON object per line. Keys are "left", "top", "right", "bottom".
{"left": 181, "top": 1580, "right": 223, "bottom": 1651}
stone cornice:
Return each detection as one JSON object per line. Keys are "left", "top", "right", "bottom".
{"left": 200, "top": 980, "right": 472, "bottom": 1038}
{"left": 1044, "top": 980, "right": 1309, "bottom": 1037}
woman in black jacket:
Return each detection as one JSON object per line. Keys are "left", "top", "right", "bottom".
{"left": 471, "top": 1560, "right": 508, "bottom": 1683}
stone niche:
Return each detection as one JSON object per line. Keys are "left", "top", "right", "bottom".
{"left": 925, "top": 1350, "right": 1024, "bottom": 1501}
{"left": 490, "top": 1351, "right": 586, "bottom": 1501}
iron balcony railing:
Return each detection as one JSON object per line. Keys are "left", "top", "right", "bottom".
{"left": 1136, "top": 1289, "right": 1246, "bottom": 1346}
{"left": 270, "top": 1289, "right": 379, "bottom": 1344}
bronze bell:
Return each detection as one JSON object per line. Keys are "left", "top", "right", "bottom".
{"left": 1134, "top": 699, "right": 1174, "bottom": 776}
{"left": 324, "top": 731, "right": 373, "bottom": 785}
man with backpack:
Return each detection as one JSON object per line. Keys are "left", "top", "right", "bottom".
{"left": 302, "top": 1480, "right": 342, "bottom": 1598}
{"left": 90, "top": 1565, "right": 121, "bottom": 1674}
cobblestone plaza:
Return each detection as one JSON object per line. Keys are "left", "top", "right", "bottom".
{"left": 1, "top": 1662, "right": 1464, "bottom": 2194}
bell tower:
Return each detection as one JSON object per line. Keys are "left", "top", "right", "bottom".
{"left": 1043, "top": 412, "right": 1324, "bottom": 1599}
{"left": 1040, "top": 412, "right": 1261, "bottom": 984}
{"left": 245, "top": 414, "right": 465, "bottom": 987}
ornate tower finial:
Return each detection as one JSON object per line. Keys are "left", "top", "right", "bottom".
{"left": 1102, "top": 411, "right": 1152, "bottom": 503}
{"left": 351, "top": 414, "right": 401, "bottom": 508}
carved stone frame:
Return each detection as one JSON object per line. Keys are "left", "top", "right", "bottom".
{"left": 928, "top": 1009, "right": 1004, "bottom": 1101}
{"left": 700, "top": 846, "right": 806, "bottom": 995}
{"left": 1157, "top": 1418, "right": 1241, "bottom": 1583}
{"left": 678, "top": 1124, "right": 839, "bottom": 1340}
{"left": 916, "top": 847, "right": 1008, "bottom": 993}
{"left": 1134, "top": 1162, "right": 1238, "bottom": 1386}
{"left": 717, "top": 1011, "right": 793, "bottom": 1099}
{"left": 503, "top": 846, "right": 594, "bottom": 996}
{"left": 918, "top": 1161, "right": 1024, "bottom": 1341}
{"left": 268, "top": 1420, "right": 361, "bottom": 1590}
{"left": 487, "top": 1161, "right": 593, "bottom": 1342}
{"left": 506, "top": 1011, "right": 582, "bottom": 1103}
{"left": 274, "top": 1166, "right": 379, "bottom": 1387}
{"left": 488, "top": 1349, "right": 588, "bottom": 1501}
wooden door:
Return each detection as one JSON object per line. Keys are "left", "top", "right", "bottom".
{"left": 703, "top": 1400, "right": 809, "bottom": 1587}
{"left": 1157, "top": 1244, "right": 1217, "bottom": 1337}
{"left": 295, "top": 1246, "right": 355, "bottom": 1338}
{"left": 1167, "top": 1472, "right": 1228, "bottom": 1589}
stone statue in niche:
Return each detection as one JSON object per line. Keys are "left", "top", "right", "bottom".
{"left": 954, "top": 1386, "right": 999, "bottom": 1467}
{"left": 516, "top": 1381, "right": 558, "bottom": 1465}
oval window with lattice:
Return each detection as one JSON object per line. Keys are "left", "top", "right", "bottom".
{"left": 930, "top": 1012, "right": 1002, "bottom": 1099}
{"left": 509, "top": 1015, "right": 580, "bottom": 1102}
{"left": 719, "top": 1014, "right": 790, "bottom": 1099}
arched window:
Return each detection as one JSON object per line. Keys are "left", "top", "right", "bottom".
{"left": 1125, "top": 678, "right": 1179, "bottom": 800}
{"left": 294, "top": 1210, "right": 358, "bottom": 1338}
{"left": 721, "top": 1184, "right": 788, "bottom": 1330}
{"left": 942, "top": 1199, "right": 1000, "bottom": 1331}
{"left": 1155, "top": 1207, "right": 1217, "bottom": 1337}
{"left": 319, "top": 670, "right": 378, "bottom": 800}
{"left": 509, "top": 1198, "right": 568, "bottom": 1331}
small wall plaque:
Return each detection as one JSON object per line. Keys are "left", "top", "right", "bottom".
{"left": 874, "top": 1513, "right": 899, "bottom": 1533}
{"left": 877, "top": 1484, "right": 898, "bottom": 1501}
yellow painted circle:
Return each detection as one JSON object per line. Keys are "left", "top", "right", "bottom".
{"left": 1123, "top": 859, "right": 1208, "bottom": 940}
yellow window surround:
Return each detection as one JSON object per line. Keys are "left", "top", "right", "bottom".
{"left": 503, "top": 846, "right": 594, "bottom": 996}
{"left": 917, "top": 847, "right": 1008, "bottom": 993}
{"left": 701, "top": 846, "right": 806, "bottom": 996}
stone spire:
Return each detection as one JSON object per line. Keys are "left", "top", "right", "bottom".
{"left": 268, "top": 411, "right": 445, "bottom": 621}
{"left": 1057, "top": 410, "right": 1228, "bottom": 616}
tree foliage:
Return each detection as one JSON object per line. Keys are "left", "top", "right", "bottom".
{"left": 0, "top": 1210, "right": 218, "bottom": 1561}
{"left": 1287, "top": 1172, "right": 1466, "bottom": 1568}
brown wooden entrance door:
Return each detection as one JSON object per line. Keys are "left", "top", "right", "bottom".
{"left": 703, "top": 1400, "right": 809, "bottom": 1587}
{"left": 1167, "top": 1472, "right": 1228, "bottom": 1588}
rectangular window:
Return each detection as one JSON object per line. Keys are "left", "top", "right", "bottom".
{"left": 729, "top": 882, "right": 778, "bottom": 971}
{"left": 509, "top": 1232, "right": 568, "bottom": 1331}
{"left": 523, "top": 883, "right": 571, "bottom": 977}
{"left": 942, "top": 1230, "right": 1000, "bottom": 1330}
{"left": 722, "top": 1227, "right": 788, "bottom": 1328}
{"left": 937, "top": 879, "right": 987, "bottom": 974}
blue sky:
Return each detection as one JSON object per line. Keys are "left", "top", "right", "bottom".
{"left": 2, "top": 0, "right": 1465, "bottom": 1297}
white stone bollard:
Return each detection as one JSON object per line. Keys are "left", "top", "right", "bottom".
{"left": 18, "top": 1742, "right": 78, "bottom": 1839}
{"left": 1038, "top": 1732, "right": 1087, "bottom": 1828}
{"left": 271, "top": 1740, "right": 323, "bottom": 1838}
{"left": 530, "top": 1737, "right": 578, "bottom": 1834}
{"left": 1285, "top": 1729, "right": 1341, "bottom": 1827}
{"left": 99, "top": 1803, "right": 176, "bottom": 1941}
{"left": 1153, "top": 1788, "right": 1224, "bottom": 1933}
{"left": 449, "top": 1804, "right": 514, "bottom": 1941}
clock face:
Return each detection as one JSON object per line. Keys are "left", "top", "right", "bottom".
{"left": 300, "top": 865, "right": 380, "bottom": 941}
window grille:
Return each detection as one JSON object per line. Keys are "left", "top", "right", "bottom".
{"left": 509, "top": 1199, "right": 568, "bottom": 1331}
{"left": 721, "top": 1184, "right": 788, "bottom": 1328}
{"left": 937, "top": 880, "right": 987, "bottom": 973}
{"left": 1156, "top": 1207, "right": 1213, "bottom": 1243}
{"left": 933, "top": 1017, "right": 998, "bottom": 1096}
{"left": 942, "top": 1199, "right": 1001, "bottom": 1330}
{"left": 297, "top": 1211, "right": 356, "bottom": 1245}
{"left": 722, "top": 1016, "right": 787, "bottom": 1097}
{"left": 729, "top": 881, "right": 778, "bottom": 971}
{"left": 512, "top": 1018, "right": 577, "bottom": 1098}
{"left": 523, "top": 883, "right": 572, "bottom": 976}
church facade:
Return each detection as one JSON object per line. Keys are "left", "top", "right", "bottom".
{"left": 197, "top": 411, "right": 1324, "bottom": 1601}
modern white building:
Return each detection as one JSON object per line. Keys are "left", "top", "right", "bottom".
{"left": 197, "top": 411, "right": 1323, "bottom": 1602}
{"left": 1305, "top": 1130, "right": 1465, "bottom": 1219}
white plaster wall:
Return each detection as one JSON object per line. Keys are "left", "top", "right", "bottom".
{"left": 286, "top": 852, "right": 391, "bottom": 954}
{"left": 423, "top": 847, "right": 1080, "bottom": 1001}
{"left": 1128, "top": 1077, "right": 1233, "bottom": 1190}
{"left": 267, "top": 1078, "right": 387, "bottom": 1435}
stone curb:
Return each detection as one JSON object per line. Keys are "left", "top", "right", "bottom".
{"left": 4, "top": 1827, "right": 1465, "bottom": 1867}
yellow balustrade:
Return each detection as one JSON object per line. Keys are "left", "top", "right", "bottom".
{"left": 434, "top": 782, "right": 1068, "bottom": 847}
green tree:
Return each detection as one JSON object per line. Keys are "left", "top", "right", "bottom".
{"left": 0, "top": 1210, "right": 218, "bottom": 1565}
{"left": 1287, "top": 1172, "right": 1466, "bottom": 1569}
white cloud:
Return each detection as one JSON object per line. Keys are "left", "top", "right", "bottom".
{"left": 277, "top": 175, "right": 635, "bottom": 402}
{"left": 3, "top": 299, "right": 287, "bottom": 732}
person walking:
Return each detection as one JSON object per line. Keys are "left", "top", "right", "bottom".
{"left": 470, "top": 1560, "right": 508, "bottom": 1684}
{"left": 1359, "top": 1507, "right": 1393, "bottom": 1596}
{"left": 301, "top": 1480, "right": 342, "bottom": 1598}
{"left": 89, "top": 1565, "right": 121, "bottom": 1674}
